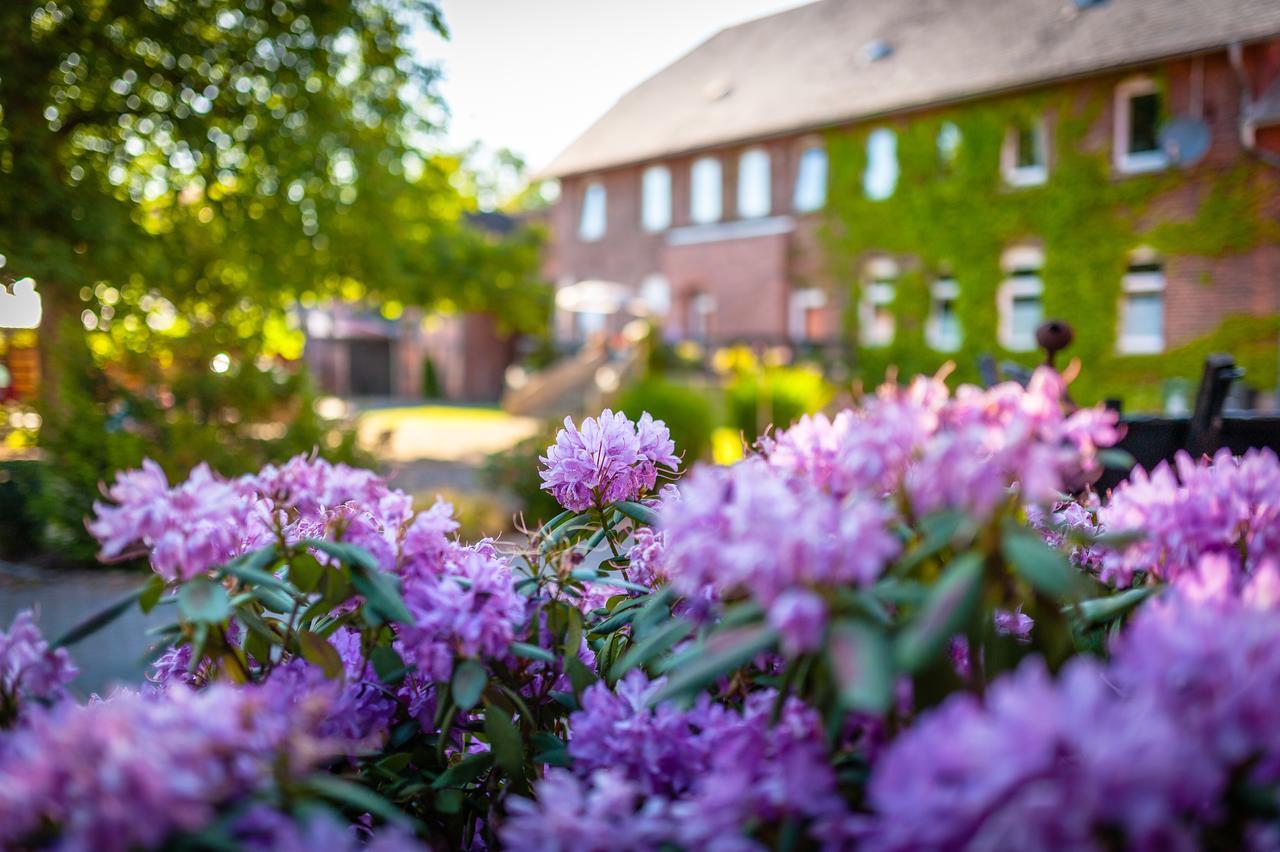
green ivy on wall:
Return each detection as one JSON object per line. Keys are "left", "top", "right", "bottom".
{"left": 821, "top": 82, "right": 1280, "bottom": 411}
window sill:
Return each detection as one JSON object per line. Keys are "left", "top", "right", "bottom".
{"left": 1002, "top": 166, "right": 1047, "bottom": 188}
{"left": 1115, "top": 152, "right": 1169, "bottom": 175}
{"left": 1117, "top": 337, "right": 1165, "bottom": 355}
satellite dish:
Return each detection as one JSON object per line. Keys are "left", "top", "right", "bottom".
{"left": 1160, "top": 116, "right": 1211, "bottom": 167}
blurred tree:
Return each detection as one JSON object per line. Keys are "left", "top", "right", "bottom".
{"left": 0, "top": 0, "right": 548, "bottom": 560}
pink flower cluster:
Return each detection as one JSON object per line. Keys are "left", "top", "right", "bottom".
{"left": 502, "top": 671, "right": 848, "bottom": 850}
{"left": 539, "top": 410, "right": 679, "bottom": 512}
{"left": 660, "top": 456, "right": 901, "bottom": 654}
{"left": 1099, "top": 447, "right": 1280, "bottom": 587}
{"left": 765, "top": 368, "right": 1119, "bottom": 516}
{"left": 865, "top": 578, "right": 1280, "bottom": 850}
{"left": 0, "top": 610, "right": 77, "bottom": 724}
{"left": 0, "top": 679, "right": 353, "bottom": 851}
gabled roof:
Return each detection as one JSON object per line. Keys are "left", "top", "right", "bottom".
{"left": 542, "top": 0, "right": 1280, "bottom": 177}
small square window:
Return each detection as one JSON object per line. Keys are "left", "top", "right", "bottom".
{"left": 998, "top": 250, "right": 1044, "bottom": 351}
{"left": 1118, "top": 258, "right": 1165, "bottom": 353}
{"left": 1002, "top": 119, "right": 1048, "bottom": 187}
{"left": 927, "top": 278, "right": 962, "bottom": 352}
{"left": 1115, "top": 79, "right": 1169, "bottom": 173}
{"left": 578, "top": 181, "right": 606, "bottom": 241}
{"left": 793, "top": 145, "right": 827, "bottom": 212}
{"left": 860, "top": 267, "right": 897, "bottom": 348}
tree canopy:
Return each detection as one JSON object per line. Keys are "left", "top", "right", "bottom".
{"left": 0, "top": 0, "right": 548, "bottom": 349}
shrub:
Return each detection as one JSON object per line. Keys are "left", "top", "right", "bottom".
{"left": 0, "top": 460, "right": 44, "bottom": 561}
{"left": 615, "top": 377, "right": 715, "bottom": 462}
{"left": 724, "top": 363, "right": 833, "bottom": 439}
{"left": 6, "top": 371, "right": 1280, "bottom": 850}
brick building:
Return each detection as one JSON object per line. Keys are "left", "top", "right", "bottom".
{"left": 540, "top": 0, "right": 1280, "bottom": 383}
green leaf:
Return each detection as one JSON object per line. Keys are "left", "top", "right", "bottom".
{"left": 612, "top": 618, "right": 692, "bottom": 679}
{"left": 590, "top": 606, "right": 639, "bottom": 636}
{"left": 288, "top": 554, "right": 325, "bottom": 594}
{"left": 451, "top": 660, "right": 488, "bottom": 711}
{"left": 484, "top": 703, "right": 525, "bottom": 781}
{"left": 1098, "top": 448, "right": 1137, "bottom": 470}
{"left": 431, "top": 752, "right": 494, "bottom": 789}
{"left": 350, "top": 565, "right": 413, "bottom": 624}
{"left": 570, "top": 568, "right": 651, "bottom": 594}
{"left": 138, "top": 574, "right": 167, "bottom": 614}
{"left": 510, "top": 642, "right": 556, "bottom": 663}
{"left": 893, "top": 551, "right": 984, "bottom": 673}
{"left": 651, "top": 625, "right": 779, "bottom": 704}
{"left": 828, "top": 620, "right": 893, "bottom": 714}
{"left": 371, "top": 645, "right": 409, "bottom": 685}
{"left": 222, "top": 561, "right": 295, "bottom": 596}
{"left": 895, "top": 510, "right": 969, "bottom": 575}
{"left": 178, "top": 577, "right": 233, "bottom": 624}
{"left": 530, "top": 732, "right": 573, "bottom": 767}
{"left": 613, "top": 500, "right": 659, "bottom": 526}
{"left": 565, "top": 654, "right": 599, "bottom": 696}
{"left": 53, "top": 585, "right": 146, "bottom": 647}
{"left": 1002, "top": 527, "right": 1084, "bottom": 600}
{"left": 250, "top": 585, "right": 294, "bottom": 614}
{"left": 298, "top": 630, "right": 344, "bottom": 679}
{"left": 298, "top": 773, "right": 418, "bottom": 829}
{"left": 1069, "top": 586, "right": 1158, "bottom": 625}
{"left": 539, "top": 509, "right": 575, "bottom": 537}
{"left": 302, "top": 538, "right": 381, "bottom": 572}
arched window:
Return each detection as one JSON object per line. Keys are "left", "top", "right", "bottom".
{"left": 641, "top": 165, "right": 671, "bottom": 232}
{"left": 690, "top": 157, "right": 723, "bottom": 224}
{"left": 793, "top": 144, "right": 827, "bottom": 212}
{"left": 863, "top": 129, "right": 898, "bottom": 200}
{"left": 737, "top": 147, "right": 771, "bottom": 218}
{"left": 578, "top": 181, "right": 606, "bottom": 241}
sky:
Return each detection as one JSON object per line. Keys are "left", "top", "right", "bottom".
{"left": 418, "top": 0, "right": 811, "bottom": 173}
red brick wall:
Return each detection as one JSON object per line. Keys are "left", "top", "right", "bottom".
{"left": 546, "top": 43, "right": 1280, "bottom": 351}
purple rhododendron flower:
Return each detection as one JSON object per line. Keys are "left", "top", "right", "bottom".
{"left": 0, "top": 678, "right": 355, "bottom": 851}
{"left": 661, "top": 457, "right": 900, "bottom": 645}
{"left": 1099, "top": 447, "right": 1280, "bottom": 587}
{"left": 0, "top": 609, "right": 77, "bottom": 723}
{"left": 90, "top": 460, "right": 253, "bottom": 580}
{"left": 538, "top": 410, "right": 679, "bottom": 512}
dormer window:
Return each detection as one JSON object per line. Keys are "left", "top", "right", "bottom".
{"left": 690, "top": 156, "right": 723, "bottom": 225}
{"left": 578, "top": 181, "right": 606, "bottom": 241}
{"left": 1115, "top": 78, "right": 1168, "bottom": 173}
{"left": 1002, "top": 118, "right": 1048, "bottom": 187}
{"left": 737, "top": 147, "right": 771, "bottom": 219}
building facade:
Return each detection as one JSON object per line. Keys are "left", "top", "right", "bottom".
{"left": 541, "top": 0, "right": 1280, "bottom": 402}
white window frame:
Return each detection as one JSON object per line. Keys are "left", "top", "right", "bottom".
{"left": 578, "top": 180, "right": 606, "bottom": 241}
{"left": 788, "top": 287, "right": 827, "bottom": 342}
{"left": 859, "top": 257, "right": 898, "bottom": 347}
{"left": 639, "top": 273, "right": 671, "bottom": 317}
{"left": 1114, "top": 77, "right": 1169, "bottom": 174}
{"left": 793, "top": 143, "right": 827, "bottom": 212}
{"left": 863, "top": 128, "right": 899, "bottom": 200}
{"left": 737, "top": 147, "right": 772, "bottom": 219}
{"left": 640, "top": 165, "right": 672, "bottom": 232}
{"left": 690, "top": 156, "right": 723, "bottom": 225}
{"left": 926, "top": 277, "right": 962, "bottom": 352}
{"left": 688, "top": 292, "right": 716, "bottom": 340}
{"left": 998, "top": 246, "right": 1045, "bottom": 351}
{"left": 1118, "top": 250, "right": 1165, "bottom": 353}
{"left": 1001, "top": 118, "right": 1048, "bottom": 187}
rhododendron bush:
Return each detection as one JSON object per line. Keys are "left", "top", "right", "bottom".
{"left": 5, "top": 367, "right": 1280, "bottom": 850}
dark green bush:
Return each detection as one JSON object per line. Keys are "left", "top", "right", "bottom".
{"left": 725, "top": 366, "right": 833, "bottom": 440}
{"left": 37, "top": 331, "right": 366, "bottom": 564}
{"left": 615, "top": 377, "right": 715, "bottom": 463}
{"left": 0, "top": 460, "right": 45, "bottom": 561}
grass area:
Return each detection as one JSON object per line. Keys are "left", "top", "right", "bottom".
{"left": 357, "top": 404, "right": 510, "bottom": 428}
{"left": 355, "top": 404, "right": 543, "bottom": 463}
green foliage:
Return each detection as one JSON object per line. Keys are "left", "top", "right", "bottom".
{"left": 37, "top": 323, "right": 366, "bottom": 563}
{"left": 615, "top": 377, "right": 716, "bottom": 462}
{"left": 0, "top": 460, "right": 45, "bottom": 560}
{"left": 725, "top": 365, "right": 833, "bottom": 439}
{"left": 823, "top": 80, "right": 1280, "bottom": 408}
